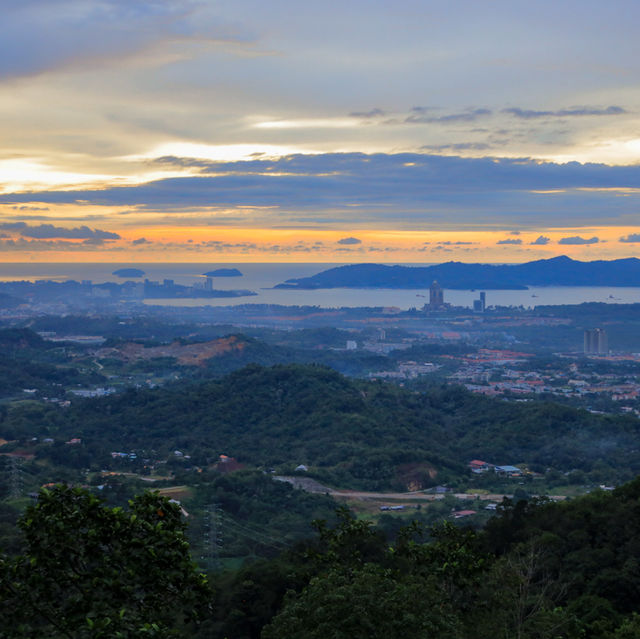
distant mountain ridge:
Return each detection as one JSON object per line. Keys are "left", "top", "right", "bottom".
{"left": 274, "top": 256, "right": 640, "bottom": 290}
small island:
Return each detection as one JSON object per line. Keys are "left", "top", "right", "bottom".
{"left": 112, "top": 268, "right": 145, "bottom": 278}
{"left": 203, "top": 268, "right": 243, "bottom": 277}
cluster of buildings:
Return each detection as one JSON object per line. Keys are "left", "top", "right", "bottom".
{"left": 424, "top": 282, "right": 488, "bottom": 313}
{"left": 448, "top": 343, "right": 640, "bottom": 413}
{"left": 469, "top": 460, "right": 524, "bottom": 477}
{"left": 370, "top": 361, "right": 440, "bottom": 380}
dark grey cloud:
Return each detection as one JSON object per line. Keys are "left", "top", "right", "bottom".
{"left": 10, "top": 223, "right": 120, "bottom": 240}
{"left": 619, "top": 233, "right": 640, "bottom": 243}
{"left": 10, "top": 205, "right": 49, "bottom": 211}
{"left": 0, "top": 222, "right": 28, "bottom": 230}
{"left": 530, "top": 235, "right": 550, "bottom": 245}
{"left": 132, "top": 237, "right": 149, "bottom": 245}
{"left": 558, "top": 236, "right": 599, "bottom": 245}
{"left": 3, "top": 152, "right": 640, "bottom": 229}
{"left": 503, "top": 106, "right": 626, "bottom": 119}
{"left": 510, "top": 231, "right": 520, "bottom": 235}
{"left": 497, "top": 238, "right": 522, "bottom": 245}
{"left": 437, "top": 241, "right": 474, "bottom": 245}
{"left": 0, "top": 222, "right": 119, "bottom": 239}
{"left": 337, "top": 237, "right": 362, "bottom": 245}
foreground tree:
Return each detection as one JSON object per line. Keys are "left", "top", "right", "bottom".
{"left": 262, "top": 515, "right": 476, "bottom": 639}
{"left": 0, "top": 485, "right": 210, "bottom": 638}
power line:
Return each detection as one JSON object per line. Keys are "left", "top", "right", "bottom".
{"left": 201, "top": 503, "right": 222, "bottom": 573}
{"left": 218, "top": 512, "right": 289, "bottom": 550}
{"left": 8, "top": 456, "right": 24, "bottom": 499}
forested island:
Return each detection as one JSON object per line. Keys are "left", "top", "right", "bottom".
{"left": 275, "top": 255, "right": 640, "bottom": 290}
{"left": 203, "top": 268, "right": 243, "bottom": 277}
{"left": 112, "top": 268, "right": 145, "bottom": 278}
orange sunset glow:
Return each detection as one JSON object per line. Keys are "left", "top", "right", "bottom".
{"left": 1, "top": 2, "right": 640, "bottom": 265}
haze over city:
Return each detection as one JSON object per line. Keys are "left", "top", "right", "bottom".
{"left": 1, "top": 0, "right": 640, "bottom": 263}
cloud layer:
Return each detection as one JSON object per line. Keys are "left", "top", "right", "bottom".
{"left": 2, "top": 1, "right": 640, "bottom": 262}
{"left": 3, "top": 153, "right": 640, "bottom": 230}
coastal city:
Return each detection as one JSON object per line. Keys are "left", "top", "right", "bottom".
{"left": 2, "top": 270, "right": 640, "bottom": 419}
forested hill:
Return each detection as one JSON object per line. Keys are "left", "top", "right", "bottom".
{"left": 5, "top": 364, "right": 640, "bottom": 489}
{"left": 275, "top": 255, "right": 640, "bottom": 290}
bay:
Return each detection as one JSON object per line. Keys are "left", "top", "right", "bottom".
{"left": 0, "top": 262, "right": 639, "bottom": 309}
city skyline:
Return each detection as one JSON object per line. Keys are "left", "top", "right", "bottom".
{"left": 1, "top": 1, "right": 640, "bottom": 262}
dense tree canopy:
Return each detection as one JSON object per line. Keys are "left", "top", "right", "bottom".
{"left": 4, "top": 364, "right": 640, "bottom": 488}
{"left": 0, "top": 486, "right": 210, "bottom": 638}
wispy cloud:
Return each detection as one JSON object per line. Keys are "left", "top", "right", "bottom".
{"left": 349, "top": 108, "right": 386, "bottom": 118}
{"left": 405, "top": 107, "right": 492, "bottom": 124}
{"left": 0, "top": 0, "right": 252, "bottom": 79}
{"left": 0, "top": 237, "right": 123, "bottom": 252}
{"left": 503, "top": 106, "right": 626, "bottom": 119}
{"left": 420, "top": 143, "right": 492, "bottom": 152}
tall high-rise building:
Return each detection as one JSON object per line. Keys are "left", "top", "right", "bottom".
{"left": 429, "top": 280, "right": 444, "bottom": 308}
{"left": 584, "top": 328, "right": 608, "bottom": 354}
{"left": 473, "top": 291, "right": 486, "bottom": 312}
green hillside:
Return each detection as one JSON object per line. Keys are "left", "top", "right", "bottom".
{"left": 3, "top": 364, "right": 640, "bottom": 490}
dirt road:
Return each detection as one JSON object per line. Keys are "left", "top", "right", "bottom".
{"left": 274, "top": 476, "right": 565, "bottom": 503}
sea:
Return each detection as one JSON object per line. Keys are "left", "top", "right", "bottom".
{"left": 1, "top": 262, "right": 639, "bottom": 310}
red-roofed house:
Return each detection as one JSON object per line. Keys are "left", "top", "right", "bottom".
{"left": 453, "top": 510, "right": 477, "bottom": 519}
{"left": 469, "top": 460, "right": 490, "bottom": 473}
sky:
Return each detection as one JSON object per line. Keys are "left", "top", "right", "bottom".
{"left": 1, "top": 0, "right": 640, "bottom": 263}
